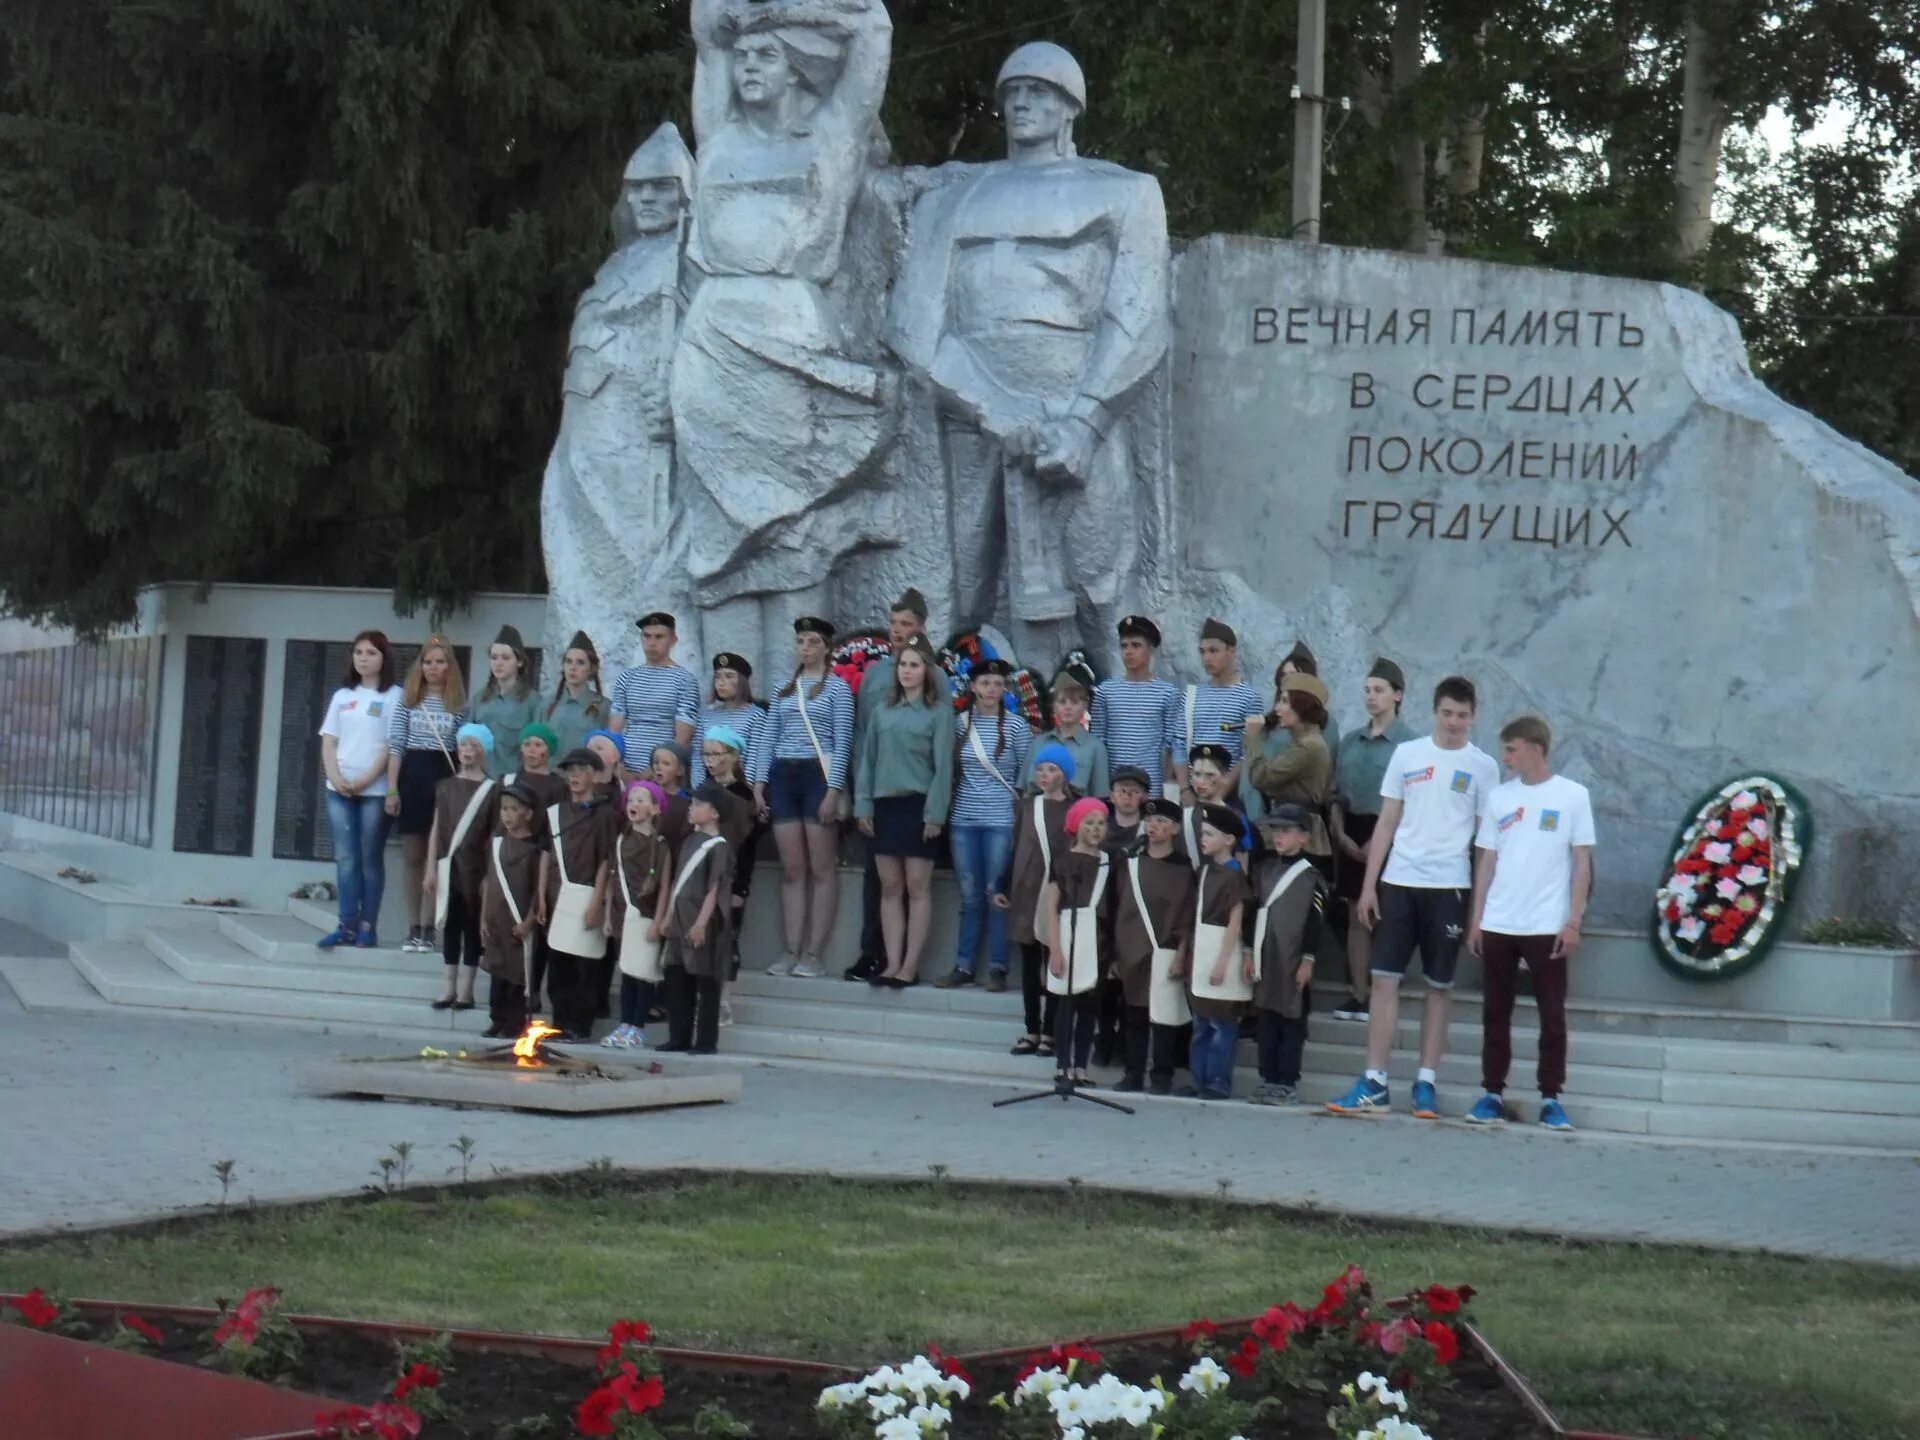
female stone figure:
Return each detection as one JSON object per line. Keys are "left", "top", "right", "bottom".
{"left": 541, "top": 123, "right": 695, "bottom": 664}
{"left": 669, "top": 0, "right": 897, "bottom": 669}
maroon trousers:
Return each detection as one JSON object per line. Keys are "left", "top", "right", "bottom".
{"left": 1479, "top": 932, "right": 1568, "bottom": 1098}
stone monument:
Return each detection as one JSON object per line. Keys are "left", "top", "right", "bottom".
{"left": 889, "top": 42, "right": 1173, "bottom": 664}
{"left": 540, "top": 122, "right": 694, "bottom": 665}
{"left": 538, "top": 31, "right": 1920, "bottom": 933}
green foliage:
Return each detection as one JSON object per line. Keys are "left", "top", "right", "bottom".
{"left": 3, "top": 1, "right": 1916, "bottom": 633}
{"left": 1799, "top": 914, "right": 1917, "bottom": 949}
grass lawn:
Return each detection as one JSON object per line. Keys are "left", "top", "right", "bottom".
{"left": 2, "top": 1172, "right": 1913, "bottom": 1440}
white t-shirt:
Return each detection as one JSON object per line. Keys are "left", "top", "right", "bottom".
{"left": 1476, "top": 774, "right": 1598, "bottom": 936}
{"left": 1378, "top": 735, "right": 1499, "bottom": 889}
{"left": 320, "top": 684, "right": 404, "bottom": 795}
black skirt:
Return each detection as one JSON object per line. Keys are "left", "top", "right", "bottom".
{"left": 871, "top": 794, "right": 938, "bottom": 860}
{"left": 1334, "top": 811, "right": 1378, "bottom": 902}
{"left": 396, "top": 748, "right": 455, "bottom": 836}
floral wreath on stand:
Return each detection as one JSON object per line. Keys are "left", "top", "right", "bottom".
{"left": 1651, "top": 774, "right": 1809, "bottom": 981}
{"left": 939, "top": 625, "right": 1048, "bottom": 731}
{"left": 829, "top": 630, "right": 893, "bottom": 695}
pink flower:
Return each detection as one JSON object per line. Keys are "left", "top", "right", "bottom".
{"left": 1748, "top": 817, "right": 1770, "bottom": 839}
{"left": 1714, "top": 877, "right": 1743, "bottom": 900}
{"left": 1702, "top": 841, "right": 1732, "bottom": 864}
{"left": 1736, "top": 864, "right": 1766, "bottom": 886}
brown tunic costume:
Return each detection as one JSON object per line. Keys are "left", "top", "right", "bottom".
{"left": 491, "top": 769, "right": 568, "bottom": 840}
{"left": 1110, "top": 850, "right": 1193, "bottom": 1008}
{"left": 1103, "top": 815, "right": 1143, "bottom": 857}
{"left": 542, "top": 794, "right": 620, "bottom": 913}
{"left": 1008, "top": 794, "right": 1070, "bottom": 946}
{"left": 1186, "top": 861, "right": 1251, "bottom": 1021}
{"left": 431, "top": 775, "right": 495, "bottom": 901}
{"left": 609, "top": 828, "right": 673, "bottom": 940}
{"left": 659, "top": 791, "right": 693, "bottom": 854}
{"left": 1047, "top": 851, "right": 1112, "bottom": 977}
{"left": 479, "top": 832, "right": 543, "bottom": 981}
{"left": 1247, "top": 853, "right": 1327, "bottom": 1020}
{"left": 663, "top": 831, "right": 735, "bottom": 978}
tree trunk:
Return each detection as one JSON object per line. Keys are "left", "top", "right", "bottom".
{"left": 1438, "top": 20, "right": 1489, "bottom": 253}
{"left": 1673, "top": 10, "right": 1730, "bottom": 263}
{"left": 1390, "top": 0, "right": 1429, "bottom": 253}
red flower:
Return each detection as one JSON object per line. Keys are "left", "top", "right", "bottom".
{"left": 212, "top": 1312, "right": 258, "bottom": 1347}
{"left": 235, "top": 1286, "right": 279, "bottom": 1321}
{"left": 925, "top": 1342, "right": 972, "bottom": 1385}
{"left": 1179, "top": 1318, "right": 1219, "bottom": 1345}
{"left": 608, "top": 1365, "right": 664, "bottom": 1414}
{"left": 365, "top": 1403, "right": 422, "bottom": 1440}
{"left": 577, "top": 1386, "right": 621, "bottom": 1437}
{"left": 596, "top": 1317, "right": 652, "bottom": 1370}
{"left": 1225, "top": 1336, "right": 1261, "bottom": 1378}
{"left": 121, "top": 1314, "right": 165, "bottom": 1345}
{"left": 391, "top": 1362, "right": 440, "bottom": 1401}
{"left": 8, "top": 1289, "right": 58, "bottom": 1328}
{"left": 1376, "top": 1317, "right": 1418, "bottom": 1355}
{"left": 1421, "top": 1285, "right": 1463, "bottom": 1315}
{"left": 314, "top": 1405, "right": 372, "bottom": 1438}
{"left": 1014, "top": 1340, "right": 1103, "bottom": 1384}
{"left": 1423, "top": 1320, "right": 1460, "bottom": 1366}
{"left": 1251, "top": 1303, "right": 1306, "bottom": 1347}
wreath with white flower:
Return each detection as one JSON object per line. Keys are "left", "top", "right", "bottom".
{"left": 1651, "top": 774, "right": 1809, "bottom": 980}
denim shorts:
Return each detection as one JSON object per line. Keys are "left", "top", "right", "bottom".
{"left": 767, "top": 756, "right": 829, "bottom": 824}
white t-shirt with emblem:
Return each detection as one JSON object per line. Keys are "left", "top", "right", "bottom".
{"left": 320, "top": 684, "right": 404, "bottom": 795}
{"left": 1476, "top": 774, "right": 1598, "bottom": 936}
{"left": 1378, "top": 735, "right": 1499, "bottom": 889}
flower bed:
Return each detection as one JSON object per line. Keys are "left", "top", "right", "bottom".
{"left": 3, "top": 1273, "right": 1567, "bottom": 1440}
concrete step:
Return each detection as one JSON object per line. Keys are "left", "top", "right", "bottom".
{"left": 68, "top": 942, "right": 493, "bottom": 1039}
{"left": 142, "top": 926, "right": 450, "bottom": 1001}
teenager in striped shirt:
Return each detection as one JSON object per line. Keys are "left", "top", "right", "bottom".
{"left": 384, "top": 636, "right": 468, "bottom": 953}
{"left": 1173, "top": 617, "right": 1263, "bottom": 803}
{"left": 608, "top": 610, "right": 699, "bottom": 774}
{"left": 1092, "top": 614, "right": 1177, "bottom": 791}
{"left": 748, "top": 617, "right": 854, "bottom": 978}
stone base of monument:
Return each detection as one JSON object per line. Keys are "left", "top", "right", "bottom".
{"left": 298, "top": 1047, "right": 740, "bottom": 1116}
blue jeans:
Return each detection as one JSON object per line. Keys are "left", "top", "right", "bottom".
{"left": 1189, "top": 1014, "right": 1240, "bottom": 1097}
{"left": 325, "top": 790, "right": 391, "bottom": 930}
{"left": 949, "top": 823, "right": 1013, "bottom": 976}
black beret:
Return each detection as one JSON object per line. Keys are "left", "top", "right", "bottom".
{"left": 1117, "top": 614, "right": 1162, "bottom": 647}
{"left": 635, "top": 611, "right": 676, "bottom": 631}
{"left": 1188, "top": 742, "right": 1233, "bottom": 768}
{"left": 793, "top": 616, "right": 835, "bottom": 640}
{"left": 712, "top": 651, "right": 753, "bottom": 678}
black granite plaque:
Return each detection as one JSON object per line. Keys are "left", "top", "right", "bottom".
{"left": 171, "top": 637, "right": 265, "bottom": 856}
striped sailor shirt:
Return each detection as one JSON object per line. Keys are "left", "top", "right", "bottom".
{"left": 748, "top": 674, "right": 856, "bottom": 793}
{"left": 948, "top": 709, "right": 1032, "bottom": 828}
{"left": 608, "top": 662, "right": 700, "bottom": 770}
{"left": 1091, "top": 677, "right": 1178, "bottom": 786}
{"left": 692, "top": 701, "right": 768, "bottom": 786}
{"left": 1175, "top": 678, "right": 1265, "bottom": 768}
{"left": 387, "top": 693, "right": 463, "bottom": 754}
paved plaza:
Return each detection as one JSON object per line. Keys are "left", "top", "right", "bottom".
{"left": 3, "top": 947, "right": 1916, "bottom": 1267}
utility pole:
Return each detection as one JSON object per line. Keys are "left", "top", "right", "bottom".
{"left": 1291, "top": 0, "right": 1327, "bottom": 242}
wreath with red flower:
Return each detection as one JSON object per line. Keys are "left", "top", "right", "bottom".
{"left": 1651, "top": 774, "right": 1808, "bottom": 980}
{"left": 829, "top": 630, "right": 894, "bottom": 696}
{"left": 938, "top": 625, "right": 1049, "bottom": 730}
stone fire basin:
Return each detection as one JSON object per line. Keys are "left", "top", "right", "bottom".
{"left": 298, "top": 1050, "right": 741, "bottom": 1115}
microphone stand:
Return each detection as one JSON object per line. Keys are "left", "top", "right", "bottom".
{"left": 993, "top": 858, "right": 1134, "bottom": 1115}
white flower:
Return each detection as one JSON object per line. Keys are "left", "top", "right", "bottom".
{"left": 1113, "top": 1387, "right": 1161, "bottom": 1426}
{"left": 1748, "top": 816, "right": 1770, "bottom": 839}
{"left": 1702, "top": 841, "right": 1732, "bottom": 864}
{"left": 1666, "top": 873, "right": 1698, "bottom": 896}
{"left": 1714, "top": 876, "right": 1743, "bottom": 900}
{"left": 818, "top": 1381, "right": 866, "bottom": 1409}
{"left": 1732, "top": 789, "right": 1758, "bottom": 810}
{"left": 1059, "top": 1429, "right": 1085, "bottom": 1440}
{"left": 1375, "top": 1418, "right": 1434, "bottom": 1440}
{"left": 1677, "top": 916, "right": 1705, "bottom": 941}
{"left": 1736, "top": 863, "right": 1767, "bottom": 886}
{"left": 868, "top": 1392, "right": 905, "bottom": 1417}
{"left": 1015, "top": 1366, "right": 1066, "bottom": 1401}
{"left": 1179, "top": 1357, "right": 1230, "bottom": 1395}
{"left": 907, "top": 1402, "right": 951, "bottom": 1431}
{"left": 874, "top": 1419, "right": 920, "bottom": 1440}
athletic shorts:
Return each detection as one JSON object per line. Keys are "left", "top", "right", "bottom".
{"left": 1371, "top": 881, "right": 1466, "bottom": 989}
{"left": 767, "top": 756, "right": 829, "bottom": 824}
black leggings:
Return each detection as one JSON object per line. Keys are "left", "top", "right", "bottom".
{"left": 1052, "top": 990, "right": 1097, "bottom": 1072}
{"left": 441, "top": 886, "right": 482, "bottom": 967}
{"left": 1020, "top": 941, "right": 1059, "bottom": 1037}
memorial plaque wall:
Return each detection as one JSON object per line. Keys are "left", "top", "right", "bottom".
{"left": 171, "top": 637, "right": 266, "bottom": 856}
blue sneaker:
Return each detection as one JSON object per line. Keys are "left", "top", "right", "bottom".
{"left": 1411, "top": 1080, "right": 1440, "bottom": 1118}
{"left": 1539, "top": 1098, "right": 1574, "bottom": 1131}
{"left": 354, "top": 924, "right": 377, "bottom": 949}
{"left": 1327, "top": 1076, "right": 1390, "bottom": 1115}
{"left": 1464, "top": 1092, "right": 1506, "bottom": 1125}
{"left": 315, "top": 926, "right": 353, "bottom": 950}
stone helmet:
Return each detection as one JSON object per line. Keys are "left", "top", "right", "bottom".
{"left": 996, "top": 41, "right": 1087, "bottom": 115}
{"left": 622, "top": 121, "right": 695, "bottom": 199}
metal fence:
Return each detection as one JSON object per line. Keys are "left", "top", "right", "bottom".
{"left": 0, "top": 637, "right": 164, "bottom": 847}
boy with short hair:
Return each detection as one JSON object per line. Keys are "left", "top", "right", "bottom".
{"left": 479, "top": 784, "right": 544, "bottom": 1039}
{"left": 1465, "top": 715, "right": 1595, "bottom": 1132}
{"left": 1181, "top": 802, "right": 1252, "bottom": 1101}
{"left": 1110, "top": 796, "right": 1190, "bottom": 1093}
{"left": 1104, "top": 766, "right": 1150, "bottom": 854}
{"left": 659, "top": 783, "right": 736, "bottom": 1054}
{"left": 1247, "top": 804, "right": 1327, "bottom": 1106}
{"left": 1329, "top": 676, "right": 1498, "bottom": 1119}
{"left": 543, "top": 749, "right": 618, "bottom": 1040}
{"left": 1020, "top": 661, "right": 1110, "bottom": 797}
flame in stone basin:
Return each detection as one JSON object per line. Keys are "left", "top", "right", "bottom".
{"left": 512, "top": 1019, "right": 563, "bottom": 1068}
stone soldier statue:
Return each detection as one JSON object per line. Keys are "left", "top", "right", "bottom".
{"left": 667, "top": 0, "right": 899, "bottom": 671}
{"left": 541, "top": 123, "right": 696, "bottom": 664}
{"left": 890, "top": 41, "right": 1172, "bottom": 662}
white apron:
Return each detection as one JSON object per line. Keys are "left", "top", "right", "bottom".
{"left": 614, "top": 832, "right": 665, "bottom": 981}
{"left": 1044, "top": 855, "right": 1109, "bottom": 997}
{"left": 1027, "top": 795, "right": 1055, "bottom": 939}
{"left": 1252, "top": 861, "right": 1318, "bottom": 975}
{"left": 1128, "top": 856, "right": 1190, "bottom": 1026}
{"left": 433, "top": 779, "right": 495, "bottom": 932}
{"left": 545, "top": 804, "right": 608, "bottom": 959}
{"left": 1188, "top": 869, "right": 1254, "bottom": 1004}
